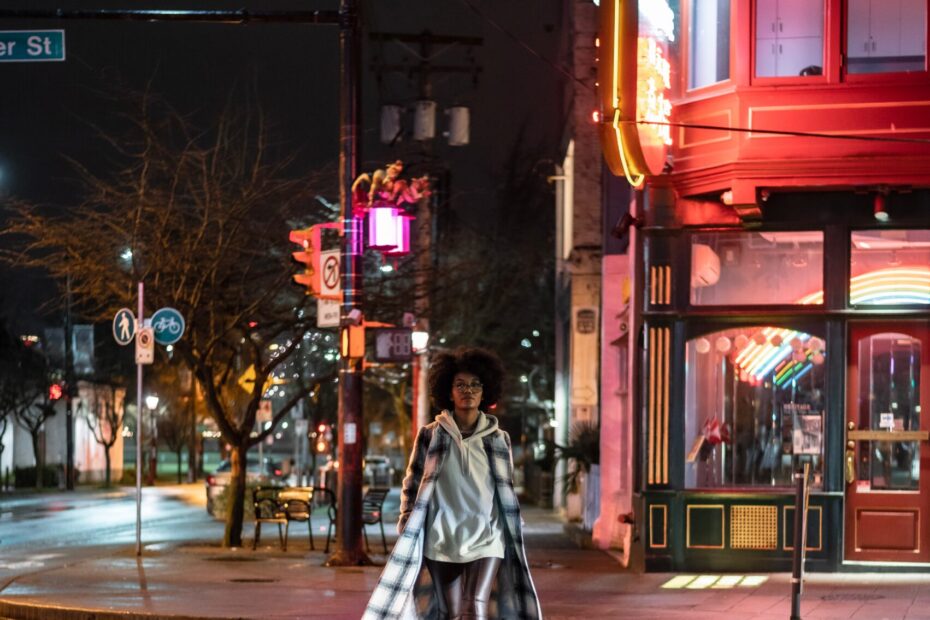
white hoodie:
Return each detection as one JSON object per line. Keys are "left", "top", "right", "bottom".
{"left": 424, "top": 411, "right": 506, "bottom": 563}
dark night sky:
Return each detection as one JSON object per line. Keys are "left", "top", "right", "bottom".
{"left": 0, "top": 0, "right": 565, "bottom": 333}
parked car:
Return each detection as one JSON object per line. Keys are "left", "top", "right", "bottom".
{"left": 363, "top": 455, "right": 395, "bottom": 487}
{"left": 205, "top": 457, "right": 285, "bottom": 516}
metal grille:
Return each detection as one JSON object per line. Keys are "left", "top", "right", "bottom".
{"left": 730, "top": 505, "right": 778, "bottom": 549}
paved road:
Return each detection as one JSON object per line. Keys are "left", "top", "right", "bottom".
{"left": 0, "top": 485, "right": 221, "bottom": 551}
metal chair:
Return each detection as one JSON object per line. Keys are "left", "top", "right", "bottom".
{"left": 252, "top": 486, "right": 286, "bottom": 550}
{"left": 278, "top": 487, "right": 315, "bottom": 551}
{"left": 361, "top": 487, "right": 390, "bottom": 554}
{"left": 314, "top": 486, "right": 337, "bottom": 553}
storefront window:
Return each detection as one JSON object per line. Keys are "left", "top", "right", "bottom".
{"left": 755, "top": 0, "right": 825, "bottom": 77}
{"left": 689, "top": 0, "right": 730, "bottom": 88}
{"left": 690, "top": 231, "right": 824, "bottom": 306}
{"left": 847, "top": 0, "right": 926, "bottom": 74}
{"left": 850, "top": 229, "right": 930, "bottom": 305}
{"left": 685, "top": 326, "right": 826, "bottom": 489}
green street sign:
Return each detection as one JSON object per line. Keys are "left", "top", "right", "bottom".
{"left": 0, "top": 30, "right": 65, "bottom": 62}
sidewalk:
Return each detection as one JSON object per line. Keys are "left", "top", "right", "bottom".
{"left": 1, "top": 503, "right": 929, "bottom": 619}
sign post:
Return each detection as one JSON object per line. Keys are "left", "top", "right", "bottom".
{"left": 135, "top": 283, "right": 144, "bottom": 557}
{"left": 113, "top": 293, "right": 187, "bottom": 557}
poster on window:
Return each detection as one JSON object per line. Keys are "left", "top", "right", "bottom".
{"left": 793, "top": 415, "right": 823, "bottom": 455}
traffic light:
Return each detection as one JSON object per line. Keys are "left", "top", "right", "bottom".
{"left": 289, "top": 222, "right": 341, "bottom": 297}
{"left": 315, "top": 423, "right": 332, "bottom": 453}
{"left": 48, "top": 383, "right": 63, "bottom": 401}
{"left": 341, "top": 325, "right": 365, "bottom": 359}
{"left": 289, "top": 225, "right": 323, "bottom": 295}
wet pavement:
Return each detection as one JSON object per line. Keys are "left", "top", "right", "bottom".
{"left": 1, "top": 485, "right": 929, "bottom": 619}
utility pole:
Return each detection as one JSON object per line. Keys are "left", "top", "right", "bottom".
{"left": 370, "top": 31, "right": 481, "bottom": 438}
{"left": 326, "top": 0, "right": 369, "bottom": 567}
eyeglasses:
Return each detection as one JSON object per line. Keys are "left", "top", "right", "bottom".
{"left": 453, "top": 381, "right": 483, "bottom": 393}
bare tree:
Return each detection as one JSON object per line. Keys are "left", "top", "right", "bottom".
{"left": 0, "top": 319, "right": 24, "bottom": 472}
{"left": 0, "top": 325, "right": 60, "bottom": 489}
{"left": 80, "top": 384, "right": 125, "bottom": 487}
{"left": 156, "top": 396, "right": 192, "bottom": 484}
{"left": 2, "top": 88, "right": 337, "bottom": 545}
{"left": 13, "top": 354, "right": 58, "bottom": 490}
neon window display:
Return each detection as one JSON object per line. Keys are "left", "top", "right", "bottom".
{"left": 850, "top": 230, "right": 930, "bottom": 305}
{"left": 685, "top": 326, "right": 826, "bottom": 489}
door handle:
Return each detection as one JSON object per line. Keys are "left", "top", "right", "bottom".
{"left": 845, "top": 441, "right": 856, "bottom": 485}
{"left": 847, "top": 430, "right": 929, "bottom": 442}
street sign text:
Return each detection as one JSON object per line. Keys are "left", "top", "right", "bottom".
{"left": 0, "top": 30, "right": 65, "bottom": 62}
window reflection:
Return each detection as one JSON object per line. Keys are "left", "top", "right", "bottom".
{"left": 690, "top": 0, "right": 731, "bottom": 88}
{"left": 755, "top": 0, "right": 825, "bottom": 78}
{"left": 690, "top": 231, "right": 824, "bottom": 306}
{"left": 847, "top": 0, "right": 926, "bottom": 75}
{"left": 685, "top": 326, "right": 826, "bottom": 488}
{"left": 857, "top": 333, "right": 922, "bottom": 490}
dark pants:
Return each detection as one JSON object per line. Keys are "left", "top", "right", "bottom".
{"left": 425, "top": 556, "right": 502, "bottom": 620}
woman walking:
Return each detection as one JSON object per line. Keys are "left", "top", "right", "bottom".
{"left": 364, "top": 347, "right": 541, "bottom": 619}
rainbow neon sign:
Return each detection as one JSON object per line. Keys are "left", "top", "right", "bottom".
{"left": 726, "top": 266, "right": 930, "bottom": 384}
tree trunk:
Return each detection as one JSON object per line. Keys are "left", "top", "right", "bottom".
{"left": 104, "top": 446, "right": 111, "bottom": 487}
{"left": 223, "top": 443, "right": 248, "bottom": 547}
{"left": 176, "top": 447, "right": 183, "bottom": 483}
{"left": 186, "top": 396, "right": 197, "bottom": 483}
{"left": 31, "top": 431, "right": 42, "bottom": 490}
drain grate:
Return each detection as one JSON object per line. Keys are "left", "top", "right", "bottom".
{"left": 821, "top": 593, "right": 884, "bottom": 602}
{"left": 228, "top": 578, "right": 278, "bottom": 583}
{"left": 528, "top": 561, "right": 566, "bottom": 570}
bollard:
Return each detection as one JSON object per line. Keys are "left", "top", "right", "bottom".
{"left": 790, "top": 462, "right": 811, "bottom": 620}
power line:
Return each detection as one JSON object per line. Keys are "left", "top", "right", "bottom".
{"left": 636, "top": 120, "right": 930, "bottom": 145}
{"left": 456, "top": 0, "right": 590, "bottom": 92}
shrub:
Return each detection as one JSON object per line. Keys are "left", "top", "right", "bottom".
{"left": 14, "top": 465, "right": 60, "bottom": 488}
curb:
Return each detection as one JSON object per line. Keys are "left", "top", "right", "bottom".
{"left": 0, "top": 600, "right": 224, "bottom": 620}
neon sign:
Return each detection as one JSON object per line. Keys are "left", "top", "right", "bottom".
{"left": 727, "top": 265, "right": 930, "bottom": 383}
{"left": 637, "top": 36, "right": 673, "bottom": 172}
{"left": 598, "top": 0, "right": 676, "bottom": 187}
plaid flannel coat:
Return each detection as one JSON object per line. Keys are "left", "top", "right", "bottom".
{"left": 363, "top": 416, "right": 542, "bottom": 619}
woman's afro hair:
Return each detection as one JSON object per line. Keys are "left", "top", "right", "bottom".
{"left": 428, "top": 346, "right": 505, "bottom": 412}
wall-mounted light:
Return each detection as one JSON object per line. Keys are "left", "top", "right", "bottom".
{"left": 874, "top": 193, "right": 889, "bottom": 222}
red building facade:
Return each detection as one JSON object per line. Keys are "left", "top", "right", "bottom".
{"left": 601, "top": 0, "right": 930, "bottom": 572}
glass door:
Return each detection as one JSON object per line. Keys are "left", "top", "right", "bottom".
{"left": 845, "top": 323, "right": 930, "bottom": 563}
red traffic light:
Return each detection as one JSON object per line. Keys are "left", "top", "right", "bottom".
{"left": 49, "top": 383, "right": 64, "bottom": 401}
{"left": 289, "top": 223, "right": 341, "bottom": 296}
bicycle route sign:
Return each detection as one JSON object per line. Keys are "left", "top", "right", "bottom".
{"left": 151, "top": 307, "right": 186, "bottom": 345}
{"left": 112, "top": 308, "right": 136, "bottom": 346}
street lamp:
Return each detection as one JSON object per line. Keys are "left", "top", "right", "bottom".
{"left": 411, "top": 326, "right": 431, "bottom": 445}
{"left": 145, "top": 395, "right": 159, "bottom": 485}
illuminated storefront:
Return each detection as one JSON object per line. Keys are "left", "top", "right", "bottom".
{"left": 597, "top": 0, "right": 930, "bottom": 572}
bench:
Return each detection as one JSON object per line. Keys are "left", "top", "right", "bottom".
{"left": 361, "top": 487, "right": 390, "bottom": 554}
{"left": 251, "top": 486, "right": 336, "bottom": 552}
